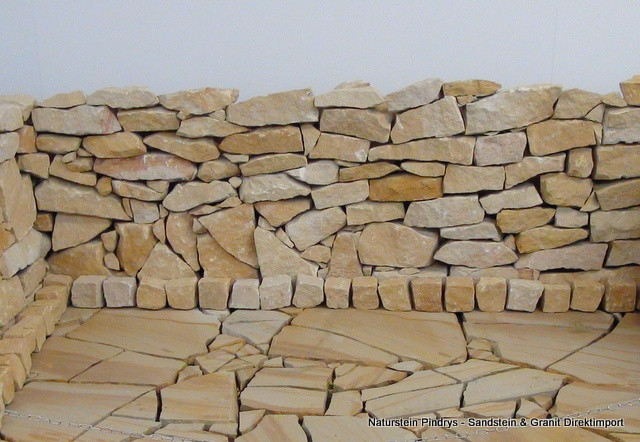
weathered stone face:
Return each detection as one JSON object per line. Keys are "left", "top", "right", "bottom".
{"left": 32, "top": 106, "right": 122, "bottom": 135}
{"left": 526, "top": 119, "right": 595, "bottom": 156}
{"left": 227, "top": 89, "right": 318, "bottom": 126}
{"left": 219, "top": 126, "right": 303, "bottom": 155}
{"left": 405, "top": 195, "right": 484, "bottom": 228}
{"left": 603, "top": 107, "right": 640, "bottom": 144}
{"left": 357, "top": 223, "right": 438, "bottom": 268}
{"left": 391, "top": 97, "right": 465, "bottom": 143}
{"left": 158, "top": 87, "right": 239, "bottom": 114}
{"left": 94, "top": 153, "right": 197, "bottom": 181}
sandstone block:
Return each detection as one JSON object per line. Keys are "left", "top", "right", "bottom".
{"left": 254, "top": 228, "right": 318, "bottom": 278}
{"left": 504, "top": 154, "right": 566, "bottom": 189}
{"left": 443, "top": 165, "right": 504, "bottom": 194}
{"left": 443, "top": 79, "right": 501, "bottom": 97}
{"left": 440, "top": 219, "right": 501, "bottom": 241}
{"left": 0, "top": 229, "right": 51, "bottom": 279}
{"left": 620, "top": 75, "right": 640, "bottom": 105}
{"left": 596, "top": 178, "right": 640, "bottom": 213}
{"left": 554, "top": 207, "right": 588, "bottom": 228}
{"left": 198, "top": 277, "right": 232, "bottom": 310}
{"left": 515, "top": 226, "right": 588, "bottom": 254}
{"left": 553, "top": 88, "right": 602, "bottom": 119}
{"left": 567, "top": 147, "right": 593, "bottom": 178}
{"left": 516, "top": 242, "right": 607, "bottom": 271}
{"left": 570, "top": 281, "right": 604, "bottom": 312}
{"left": 0, "top": 103, "right": 24, "bottom": 132}
{"left": 197, "top": 158, "right": 240, "bottom": 182}
{"left": 540, "top": 173, "right": 593, "bottom": 208}
{"left": 103, "top": 276, "right": 136, "bottom": 308}
{"left": 254, "top": 199, "right": 311, "bottom": 228}
{"left": 309, "top": 133, "right": 370, "bottom": 163}
{"left": 72, "top": 275, "right": 106, "bottom": 308}
{"left": 35, "top": 134, "right": 81, "bottom": 154}
{"left": 17, "top": 153, "right": 49, "bottom": 178}
{"left": 479, "top": 184, "right": 543, "bottom": 214}
{"left": 339, "top": 162, "right": 399, "bottom": 182}
{"left": 320, "top": 108, "right": 391, "bottom": 142}
{"left": 434, "top": 241, "right": 517, "bottom": 268}
{"left": 311, "top": 180, "right": 368, "bottom": 209}
{"left": 32, "top": 106, "right": 121, "bottom": 135}
{"left": 590, "top": 208, "right": 640, "bottom": 242}
{"left": 220, "top": 126, "right": 303, "bottom": 155}
{"left": 285, "top": 207, "right": 346, "bottom": 251}
{"left": 37, "top": 90, "right": 87, "bottom": 108}
{"left": 357, "top": 223, "right": 438, "bottom": 267}
{"left": 52, "top": 213, "right": 111, "bottom": 252}
{"left": 345, "top": 201, "right": 404, "bottom": 225}
{"left": 0, "top": 132, "right": 18, "bottom": 162}
{"left": 527, "top": 119, "right": 595, "bottom": 155}
{"left": 411, "top": 277, "right": 443, "bottom": 312}
{"left": 87, "top": 86, "right": 158, "bottom": 109}
{"left": 473, "top": 132, "right": 526, "bottom": 166}
{"left": 475, "top": 277, "right": 507, "bottom": 312}
{"left": 400, "top": 161, "right": 445, "bottom": 177}
{"left": 325, "top": 277, "right": 350, "bottom": 309}
{"left": 606, "top": 240, "right": 640, "bottom": 266}
{"left": 260, "top": 275, "right": 293, "bottom": 310}
{"left": 506, "top": 279, "right": 543, "bottom": 312}
{"left": 594, "top": 145, "right": 640, "bottom": 180}
{"left": 117, "top": 107, "right": 179, "bottom": 132}
{"left": 368, "top": 137, "right": 475, "bottom": 165}
{"left": 166, "top": 277, "right": 198, "bottom": 310}
{"left": 286, "top": 160, "right": 339, "bottom": 185}
{"left": 94, "top": 153, "right": 197, "bottom": 181}
{"left": 541, "top": 284, "right": 571, "bottom": 313}
{"left": 404, "top": 195, "right": 484, "bottom": 228}
{"left": 240, "top": 173, "right": 310, "bottom": 203}
{"left": 227, "top": 89, "right": 318, "bottom": 126}
{"left": 351, "top": 276, "right": 378, "bottom": 310}
{"left": 0, "top": 277, "right": 25, "bottom": 327}
{"left": 391, "top": 97, "right": 465, "bottom": 143}
{"left": 158, "top": 87, "right": 239, "bottom": 114}
{"left": 143, "top": 133, "right": 219, "bottom": 163}
{"left": 178, "top": 116, "right": 247, "bottom": 138}
{"left": 444, "top": 277, "right": 475, "bottom": 312}
{"left": 162, "top": 181, "right": 235, "bottom": 212}
{"left": 230, "top": 279, "right": 260, "bottom": 310}
{"left": 378, "top": 277, "right": 411, "bottom": 311}
{"left": 315, "top": 85, "right": 384, "bottom": 108}
{"left": 496, "top": 207, "right": 555, "bottom": 234}
{"left": 292, "top": 274, "right": 324, "bottom": 308}
{"left": 136, "top": 278, "right": 166, "bottom": 310}
{"left": 602, "top": 107, "right": 640, "bottom": 144}
{"left": 240, "top": 153, "right": 306, "bottom": 176}
{"left": 602, "top": 280, "right": 636, "bottom": 312}
{"left": 385, "top": 78, "right": 443, "bottom": 112}
{"left": 369, "top": 174, "right": 442, "bottom": 201}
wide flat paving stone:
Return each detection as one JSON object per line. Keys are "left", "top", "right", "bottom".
{"left": 274, "top": 308, "right": 467, "bottom": 367}
{"left": 303, "top": 415, "right": 416, "bottom": 441}
{"left": 66, "top": 308, "right": 220, "bottom": 360}
{"left": 550, "top": 313, "right": 640, "bottom": 386}
{"left": 221, "top": 309, "right": 291, "bottom": 346}
{"left": 463, "top": 311, "right": 613, "bottom": 369}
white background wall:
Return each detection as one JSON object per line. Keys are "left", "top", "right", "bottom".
{"left": 2, "top": 0, "right": 640, "bottom": 101}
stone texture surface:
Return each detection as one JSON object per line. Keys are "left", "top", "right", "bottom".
{"left": 357, "top": 222, "right": 438, "bottom": 267}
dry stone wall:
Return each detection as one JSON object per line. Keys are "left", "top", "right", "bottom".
{"left": 2, "top": 76, "right": 640, "bottom": 313}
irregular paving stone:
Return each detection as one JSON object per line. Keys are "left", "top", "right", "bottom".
{"left": 325, "top": 390, "right": 362, "bottom": 416}
{"left": 52, "top": 213, "right": 111, "bottom": 251}
{"left": 86, "top": 86, "right": 158, "bottom": 108}
{"left": 158, "top": 87, "right": 239, "bottom": 114}
{"left": 240, "top": 153, "right": 307, "bottom": 176}
{"left": 138, "top": 242, "right": 196, "bottom": 281}
{"left": 338, "top": 162, "right": 399, "bottom": 182}
{"left": 199, "top": 204, "right": 257, "bottom": 267}
{"left": 479, "top": 183, "right": 543, "bottom": 214}
{"left": 368, "top": 136, "right": 475, "bottom": 164}
{"left": 594, "top": 144, "right": 640, "bottom": 180}
{"left": 404, "top": 195, "right": 485, "bottom": 228}
{"left": 607, "top": 239, "right": 640, "bottom": 266}
{"left": 304, "top": 416, "right": 415, "bottom": 441}
{"left": 515, "top": 242, "right": 608, "bottom": 271}
{"left": 37, "top": 90, "right": 87, "bottom": 108}
{"left": 198, "top": 234, "right": 259, "bottom": 280}
{"left": 443, "top": 165, "right": 504, "bottom": 193}
{"left": 590, "top": 207, "right": 640, "bottom": 242}
{"left": 496, "top": 207, "right": 555, "bottom": 234}
{"left": 163, "top": 181, "right": 235, "bottom": 212}
{"left": 254, "top": 227, "right": 318, "bottom": 277}
{"left": 254, "top": 198, "right": 311, "bottom": 227}
{"left": 315, "top": 85, "right": 384, "bottom": 108}
{"left": 320, "top": 108, "right": 391, "bottom": 142}
{"left": 94, "top": 153, "right": 197, "bottom": 181}
{"left": 117, "top": 106, "right": 180, "bottom": 132}
{"left": 240, "top": 173, "right": 310, "bottom": 203}
{"left": 527, "top": 119, "right": 595, "bottom": 155}
{"left": 161, "top": 372, "right": 237, "bottom": 423}
{"left": 83, "top": 132, "right": 146, "bottom": 158}
{"left": 366, "top": 383, "right": 464, "bottom": 419}
{"left": 391, "top": 96, "right": 465, "bottom": 143}
{"left": 357, "top": 222, "right": 438, "bottom": 267}
{"left": 540, "top": 173, "right": 592, "bottom": 208}
{"left": 473, "top": 132, "right": 526, "bottom": 166}
{"left": 222, "top": 309, "right": 290, "bottom": 346}
{"left": 345, "top": 201, "right": 404, "bottom": 225}
{"left": 143, "top": 132, "right": 219, "bottom": 163}
{"left": 516, "top": 225, "right": 588, "bottom": 253}
{"left": 400, "top": 161, "right": 445, "bottom": 177}
{"left": 440, "top": 219, "right": 501, "bottom": 241}
{"left": 311, "top": 180, "right": 369, "bottom": 209}
{"left": 334, "top": 365, "right": 406, "bottom": 391}
{"left": 504, "top": 154, "right": 566, "bottom": 188}
{"left": 369, "top": 174, "right": 442, "bottom": 201}
{"left": 603, "top": 107, "right": 640, "bottom": 144}
{"left": 285, "top": 207, "right": 346, "bottom": 251}
{"left": 75, "top": 416, "right": 161, "bottom": 442}
{"left": 465, "top": 85, "right": 561, "bottom": 134}
{"left": 309, "top": 132, "right": 370, "bottom": 163}
{"left": 238, "top": 414, "right": 307, "bottom": 441}
{"left": 178, "top": 116, "right": 247, "bottom": 138}
{"left": 553, "top": 88, "right": 602, "bottom": 119}
{"left": 220, "top": 125, "right": 302, "bottom": 155}
{"left": 435, "top": 241, "right": 517, "bottom": 268}
{"left": 506, "top": 279, "right": 544, "bottom": 312}
{"left": 32, "top": 105, "right": 121, "bottom": 135}
{"left": 286, "top": 160, "right": 339, "bottom": 185}
{"left": 227, "top": 89, "right": 318, "bottom": 126}
{"left": 385, "top": 78, "right": 443, "bottom": 112}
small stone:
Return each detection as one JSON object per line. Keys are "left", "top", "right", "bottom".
{"left": 37, "top": 90, "right": 87, "bottom": 108}
{"left": 94, "top": 153, "right": 197, "bottom": 181}
{"left": 309, "top": 133, "right": 370, "bottom": 163}
{"left": 32, "top": 106, "right": 121, "bottom": 135}
{"left": 567, "top": 148, "right": 593, "bottom": 178}
{"left": 0, "top": 132, "right": 18, "bottom": 162}
{"left": 325, "top": 277, "right": 350, "bottom": 309}
{"left": 198, "top": 277, "right": 231, "bottom": 310}
{"left": 177, "top": 116, "right": 247, "bottom": 138}
{"left": 326, "top": 390, "right": 362, "bottom": 416}
{"left": 199, "top": 204, "right": 257, "bottom": 267}
{"left": 230, "top": 279, "right": 260, "bottom": 309}
{"left": 158, "top": 88, "right": 239, "bottom": 114}
{"left": 254, "top": 228, "right": 318, "bottom": 278}
{"left": 143, "top": 133, "right": 219, "bottom": 163}
{"left": 496, "top": 207, "right": 555, "bottom": 234}
{"left": 385, "top": 78, "right": 443, "bottom": 112}
{"left": 540, "top": 173, "right": 593, "bottom": 208}
{"left": 443, "top": 165, "right": 504, "bottom": 194}
{"left": 49, "top": 155, "right": 97, "bottom": 186}
{"left": 16, "top": 125, "right": 36, "bottom": 153}
{"left": 52, "top": 213, "right": 111, "bottom": 251}
{"left": 117, "top": 107, "right": 180, "bottom": 132}
{"left": 345, "top": 201, "right": 404, "bottom": 225}
{"left": 506, "top": 279, "right": 544, "bottom": 312}
{"left": 554, "top": 207, "right": 588, "bottom": 228}
{"left": 504, "top": 154, "right": 566, "bottom": 189}
{"left": 220, "top": 126, "right": 302, "bottom": 155}
{"left": 391, "top": 97, "right": 465, "bottom": 143}
{"left": 434, "top": 241, "right": 517, "bottom": 268}
{"left": 240, "top": 173, "right": 310, "bottom": 203}
{"left": 0, "top": 104, "right": 24, "bottom": 132}
{"left": 570, "top": 281, "right": 604, "bottom": 312}
{"left": 541, "top": 284, "right": 571, "bottom": 313}
{"left": 71, "top": 275, "right": 106, "bottom": 308}
{"left": 351, "top": 276, "right": 378, "bottom": 310}
{"left": 311, "top": 181, "right": 368, "bottom": 209}
{"left": 35, "top": 134, "right": 81, "bottom": 154}
{"left": 103, "top": 252, "right": 120, "bottom": 271}
{"left": 285, "top": 208, "right": 346, "bottom": 251}
{"left": 300, "top": 245, "right": 331, "bottom": 263}
{"left": 473, "top": 132, "right": 526, "bottom": 166}
{"left": 606, "top": 239, "right": 640, "bottom": 266}
{"left": 163, "top": 181, "right": 235, "bottom": 212}
{"left": 115, "top": 223, "right": 157, "bottom": 276}
{"left": 254, "top": 199, "right": 311, "bottom": 228}
{"left": 358, "top": 223, "right": 438, "bottom": 267}
{"left": 602, "top": 107, "right": 640, "bottom": 144}
{"left": 338, "top": 162, "right": 399, "bottom": 182}
{"left": 103, "top": 276, "right": 136, "bottom": 307}
{"left": 410, "top": 277, "right": 443, "bottom": 312}
{"left": 405, "top": 195, "right": 484, "bottom": 228}
{"left": 378, "top": 277, "right": 411, "bottom": 311}
{"left": 475, "top": 277, "right": 507, "bottom": 312}
{"left": 240, "top": 154, "right": 306, "bottom": 177}
{"left": 369, "top": 136, "right": 475, "bottom": 165}
{"left": 86, "top": 86, "right": 157, "bottom": 109}
{"left": 227, "top": 89, "right": 318, "bottom": 126}
{"left": 292, "top": 274, "right": 324, "bottom": 308}
{"left": 440, "top": 219, "right": 501, "bottom": 241}
{"left": 17, "top": 153, "right": 49, "bottom": 179}
{"left": 197, "top": 158, "right": 240, "bottom": 182}
{"left": 594, "top": 144, "right": 640, "bottom": 180}
{"left": 465, "top": 85, "right": 561, "bottom": 134}
{"left": 527, "top": 119, "right": 595, "bottom": 155}
{"left": 320, "top": 108, "right": 391, "bottom": 143}
{"left": 286, "top": 160, "right": 339, "bottom": 185}
{"left": 315, "top": 85, "right": 384, "bottom": 108}
{"left": 590, "top": 207, "right": 640, "bottom": 242}
{"left": 136, "top": 278, "right": 166, "bottom": 309}
{"left": 620, "top": 75, "right": 640, "bottom": 105}
{"left": 369, "top": 174, "right": 442, "bottom": 201}
{"left": 138, "top": 242, "right": 196, "bottom": 281}
{"left": 400, "top": 161, "right": 445, "bottom": 177}
{"left": 479, "top": 183, "right": 543, "bottom": 214}
{"left": 166, "top": 277, "right": 198, "bottom": 310}
{"left": 602, "top": 280, "right": 636, "bottom": 312}
{"left": 553, "top": 89, "right": 602, "bottom": 119}
{"left": 327, "top": 232, "right": 362, "bottom": 278}
{"left": 516, "top": 226, "right": 589, "bottom": 254}
{"left": 260, "top": 275, "right": 293, "bottom": 310}
{"left": 443, "top": 79, "right": 500, "bottom": 97}
{"left": 46, "top": 240, "right": 109, "bottom": 279}
{"left": 444, "top": 277, "right": 475, "bottom": 312}
{"left": 83, "top": 132, "right": 147, "bottom": 159}
{"left": 515, "top": 242, "right": 608, "bottom": 271}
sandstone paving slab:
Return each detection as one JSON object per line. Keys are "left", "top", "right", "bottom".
{"left": 221, "top": 309, "right": 291, "bottom": 346}
{"left": 71, "top": 350, "right": 185, "bottom": 387}
{"left": 361, "top": 369, "right": 457, "bottom": 401}
{"left": 29, "top": 335, "right": 122, "bottom": 381}
{"left": 2, "top": 381, "right": 151, "bottom": 442}
{"left": 247, "top": 366, "right": 332, "bottom": 390}
{"left": 333, "top": 365, "right": 407, "bottom": 391}
{"left": 66, "top": 308, "right": 219, "bottom": 360}
{"left": 74, "top": 416, "right": 161, "bottom": 441}
{"left": 554, "top": 382, "right": 640, "bottom": 434}
{"left": 154, "top": 423, "right": 228, "bottom": 441}
{"left": 111, "top": 390, "right": 158, "bottom": 420}
{"left": 365, "top": 383, "right": 464, "bottom": 418}
{"left": 287, "top": 308, "right": 467, "bottom": 367}
{"left": 550, "top": 313, "right": 640, "bottom": 386}
{"left": 160, "top": 372, "right": 237, "bottom": 424}
{"left": 237, "top": 414, "right": 307, "bottom": 442}
{"left": 303, "top": 415, "right": 416, "bottom": 441}
{"left": 240, "top": 385, "right": 328, "bottom": 415}
{"left": 463, "top": 311, "right": 613, "bottom": 369}
{"left": 469, "top": 426, "right": 610, "bottom": 441}
{"left": 434, "top": 359, "right": 517, "bottom": 383}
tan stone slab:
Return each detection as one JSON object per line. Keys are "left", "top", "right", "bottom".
{"left": 527, "top": 119, "right": 595, "bottom": 155}
{"left": 480, "top": 426, "right": 610, "bottom": 441}
{"left": 237, "top": 414, "right": 307, "bottom": 442}
{"left": 515, "top": 242, "right": 608, "bottom": 271}
{"left": 368, "top": 136, "right": 475, "bottom": 164}
{"left": 248, "top": 366, "right": 332, "bottom": 390}
{"left": 435, "top": 359, "right": 516, "bottom": 383}
{"left": 461, "top": 400, "right": 517, "bottom": 417}
{"left": 320, "top": 108, "right": 391, "bottom": 143}
{"left": 94, "top": 152, "right": 197, "bottom": 181}
{"left": 411, "top": 277, "right": 443, "bottom": 312}
{"left": 303, "top": 415, "right": 416, "bottom": 441}
{"left": 254, "top": 227, "right": 318, "bottom": 277}
{"left": 365, "top": 383, "right": 464, "bottom": 418}
{"left": 326, "top": 390, "right": 363, "bottom": 416}
{"left": 596, "top": 178, "right": 640, "bottom": 211}
{"left": 362, "top": 370, "right": 456, "bottom": 401}
{"left": 333, "top": 366, "right": 406, "bottom": 391}
{"left": 369, "top": 173, "right": 442, "bottom": 201}
{"left": 221, "top": 309, "right": 291, "bottom": 346}
{"left": 32, "top": 105, "right": 121, "bottom": 135}
{"left": 357, "top": 222, "right": 438, "bottom": 268}
{"left": 67, "top": 308, "right": 219, "bottom": 360}
{"left": 463, "top": 310, "right": 613, "bottom": 328}
{"left": 154, "top": 424, "right": 227, "bottom": 441}
{"left": 227, "top": 89, "right": 318, "bottom": 126}
{"left": 241, "top": 386, "right": 327, "bottom": 415}
{"left": 515, "top": 225, "right": 588, "bottom": 254}
{"left": 386, "top": 78, "right": 442, "bottom": 112}
{"left": 240, "top": 173, "right": 310, "bottom": 203}
{"left": 117, "top": 106, "right": 179, "bottom": 132}
{"left": 112, "top": 390, "right": 158, "bottom": 420}
{"left": 158, "top": 87, "right": 238, "bottom": 114}
{"left": 75, "top": 416, "right": 161, "bottom": 441}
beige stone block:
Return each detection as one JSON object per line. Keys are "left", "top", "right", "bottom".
{"left": 230, "top": 279, "right": 260, "bottom": 309}
{"left": 10, "top": 315, "right": 47, "bottom": 351}
{"left": 71, "top": 275, "right": 106, "bottom": 308}
{"left": 351, "top": 276, "right": 379, "bottom": 310}
{"left": 0, "top": 354, "right": 27, "bottom": 390}
{"left": 570, "top": 281, "right": 604, "bottom": 312}
{"left": 567, "top": 147, "right": 593, "bottom": 178}
{"left": 0, "top": 337, "right": 32, "bottom": 372}
{"left": 411, "top": 277, "right": 443, "bottom": 312}
{"left": 507, "top": 279, "right": 544, "bottom": 312}
{"left": 602, "top": 280, "right": 636, "bottom": 312}
{"left": 292, "top": 274, "right": 324, "bottom": 308}
{"left": 527, "top": 119, "right": 595, "bottom": 156}
{"left": 166, "top": 277, "right": 198, "bottom": 310}
{"left": 444, "top": 277, "right": 475, "bottom": 312}
{"left": 325, "top": 277, "right": 350, "bottom": 309}
{"left": 103, "top": 276, "right": 136, "bottom": 307}
{"left": 542, "top": 284, "right": 571, "bottom": 313}
{"left": 198, "top": 277, "right": 232, "bottom": 310}
{"left": 475, "top": 277, "right": 507, "bottom": 312}
{"left": 443, "top": 165, "right": 505, "bottom": 194}
{"left": 377, "top": 277, "right": 411, "bottom": 311}
{"left": 0, "top": 365, "right": 15, "bottom": 404}
{"left": 540, "top": 173, "right": 593, "bottom": 208}
{"left": 259, "top": 275, "right": 292, "bottom": 310}
{"left": 136, "top": 277, "right": 166, "bottom": 310}
{"left": 369, "top": 174, "right": 442, "bottom": 202}
{"left": 117, "top": 107, "right": 179, "bottom": 132}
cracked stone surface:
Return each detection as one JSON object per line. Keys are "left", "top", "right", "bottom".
{"left": 2, "top": 308, "right": 639, "bottom": 441}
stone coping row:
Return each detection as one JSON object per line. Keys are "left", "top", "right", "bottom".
{"left": 69, "top": 273, "right": 639, "bottom": 314}
{"left": 0, "top": 273, "right": 71, "bottom": 426}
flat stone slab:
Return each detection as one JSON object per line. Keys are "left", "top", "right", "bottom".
{"left": 237, "top": 414, "right": 307, "bottom": 442}
{"left": 303, "top": 415, "right": 416, "bottom": 441}
{"left": 221, "top": 309, "right": 291, "bottom": 346}
{"left": 66, "top": 308, "right": 219, "bottom": 360}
